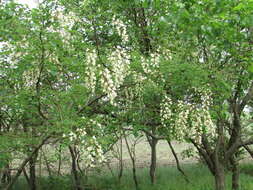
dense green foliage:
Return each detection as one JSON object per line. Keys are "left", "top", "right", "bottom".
{"left": 0, "top": 0, "right": 253, "bottom": 190}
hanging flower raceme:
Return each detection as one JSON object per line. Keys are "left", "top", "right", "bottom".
{"left": 85, "top": 47, "right": 130, "bottom": 104}
{"left": 112, "top": 16, "right": 129, "bottom": 43}
{"left": 101, "top": 67, "right": 117, "bottom": 104}
{"left": 101, "top": 48, "right": 130, "bottom": 104}
{"left": 160, "top": 88, "right": 216, "bottom": 143}
{"left": 110, "top": 48, "right": 130, "bottom": 88}
{"left": 85, "top": 49, "right": 98, "bottom": 93}
{"left": 141, "top": 52, "right": 160, "bottom": 75}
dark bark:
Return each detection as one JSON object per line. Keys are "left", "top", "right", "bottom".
{"left": 1, "top": 165, "right": 11, "bottom": 185}
{"left": 23, "top": 168, "right": 30, "bottom": 186}
{"left": 57, "top": 145, "right": 62, "bottom": 176}
{"left": 29, "top": 150, "right": 38, "bottom": 190}
{"left": 42, "top": 150, "right": 52, "bottom": 177}
{"left": 118, "top": 137, "right": 123, "bottom": 182}
{"left": 124, "top": 134, "right": 139, "bottom": 190}
{"left": 214, "top": 124, "right": 226, "bottom": 190}
{"left": 69, "top": 146, "right": 82, "bottom": 190}
{"left": 214, "top": 168, "right": 226, "bottom": 190}
{"left": 130, "top": 7, "right": 152, "bottom": 55}
{"left": 243, "top": 145, "right": 253, "bottom": 159}
{"left": 190, "top": 122, "right": 227, "bottom": 190}
{"left": 189, "top": 138, "right": 215, "bottom": 175}
{"left": 132, "top": 158, "right": 138, "bottom": 190}
{"left": 148, "top": 137, "right": 158, "bottom": 185}
{"left": 167, "top": 141, "right": 189, "bottom": 183}
{"left": 230, "top": 156, "right": 240, "bottom": 190}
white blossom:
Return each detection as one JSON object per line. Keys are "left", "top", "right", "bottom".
{"left": 160, "top": 88, "right": 216, "bottom": 143}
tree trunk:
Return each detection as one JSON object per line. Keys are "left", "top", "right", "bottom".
{"left": 69, "top": 146, "right": 82, "bottom": 190}
{"left": 1, "top": 165, "right": 11, "bottom": 185}
{"left": 118, "top": 137, "right": 123, "bottom": 182}
{"left": 167, "top": 141, "right": 189, "bottom": 183}
{"left": 231, "top": 157, "right": 240, "bottom": 190}
{"left": 214, "top": 166, "right": 226, "bottom": 190}
{"left": 124, "top": 134, "right": 139, "bottom": 190}
{"left": 149, "top": 137, "right": 158, "bottom": 185}
{"left": 23, "top": 168, "right": 30, "bottom": 186}
{"left": 57, "top": 145, "right": 62, "bottom": 176}
{"left": 29, "top": 150, "right": 38, "bottom": 190}
{"left": 132, "top": 158, "right": 138, "bottom": 190}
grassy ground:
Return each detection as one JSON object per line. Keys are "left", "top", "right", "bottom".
{"left": 10, "top": 139, "right": 253, "bottom": 189}
{"left": 13, "top": 163, "right": 253, "bottom": 190}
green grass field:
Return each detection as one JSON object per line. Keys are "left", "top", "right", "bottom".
{"left": 13, "top": 163, "right": 253, "bottom": 190}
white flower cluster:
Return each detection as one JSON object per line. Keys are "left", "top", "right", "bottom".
{"left": 85, "top": 49, "right": 98, "bottom": 93}
{"left": 141, "top": 53, "right": 160, "bottom": 74}
{"left": 101, "top": 68, "right": 117, "bottom": 104}
{"left": 101, "top": 48, "right": 130, "bottom": 104}
{"left": 110, "top": 48, "right": 130, "bottom": 89}
{"left": 160, "top": 95, "right": 172, "bottom": 126}
{"left": 85, "top": 47, "right": 130, "bottom": 104}
{"left": 112, "top": 16, "right": 129, "bottom": 43}
{"left": 174, "top": 101, "right": 190, "bottom": 141}
{"left": 81, "top": 136, "right": 105, "bottom": 168}
{"left": 160, "top": 88, "right": 216, "bottom": 143}
{"left": 62, "top": 119, "right": 106, "bottom": 168}
{"left": 186, "top": 104, "right": 216, "bottom": 143}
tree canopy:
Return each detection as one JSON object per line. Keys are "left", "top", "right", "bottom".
{"left": 0, "top": 1, "right": 253, "bottom": 190}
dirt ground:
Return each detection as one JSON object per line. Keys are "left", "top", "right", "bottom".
{"left": 108, "top": 136, "right": 252, "bottom": 169}
{"left": 108, "top": 137, "right": 197, "bottom": 168}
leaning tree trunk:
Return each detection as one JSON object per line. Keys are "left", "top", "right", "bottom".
{"left": 167, "top": 141, "right": 189, "bottom": 183}
{"left": 118, "top": 137, "right": 124, "bottom": 182}
{"left": 124, "top": 134, "right": 139, "bottom": 190}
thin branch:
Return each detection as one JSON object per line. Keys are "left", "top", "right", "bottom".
{"left": 189, "top": 138, "right": 215, "bottom": 175}
{"left": 167, "top": 140, "right": 189, "bottom": 183}
{"left": 77, "top": 94, "right": 106, "bottom": 115}
{"left": 243, "top": 145, "right": 253, "bottom": 159}
{"left": 142, "top": 129, "right": 165, "bottom": 140}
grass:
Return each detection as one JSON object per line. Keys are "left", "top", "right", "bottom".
{"left": 12, "top": 163, "right": 253, "bottom": 190}
{"left": 88, "top": 164, "right": 253, "bottom": 190}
